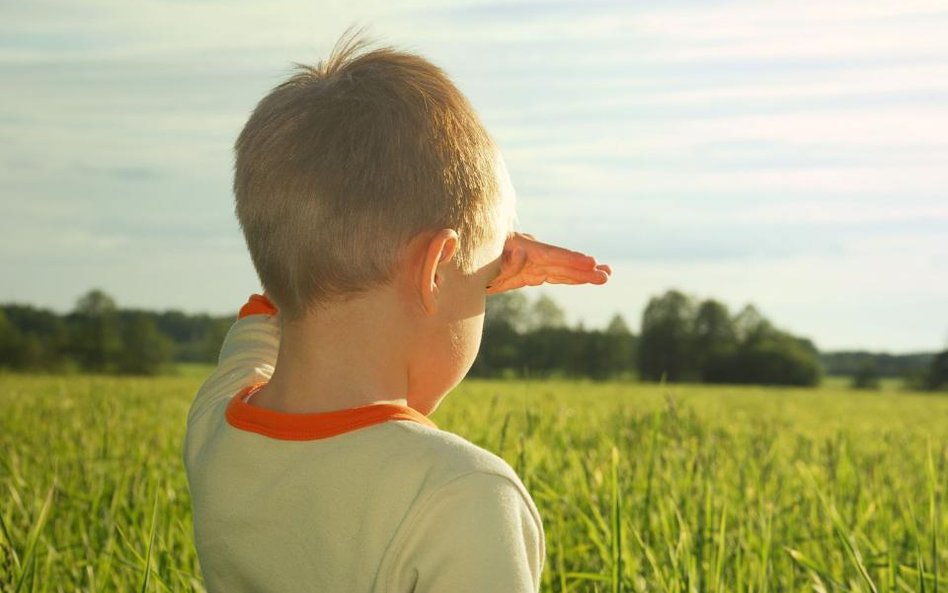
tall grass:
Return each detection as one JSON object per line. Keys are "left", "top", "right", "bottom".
{"left": 1, "top": 373, "right": 945, "bottom": 592}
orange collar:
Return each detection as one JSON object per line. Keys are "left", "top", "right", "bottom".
{"left": 226, "top": 383, "right": 437, "bottom": 441}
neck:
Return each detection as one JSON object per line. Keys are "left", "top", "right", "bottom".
{"left": 254, "top": 288, "right": 413, "bottom": 414}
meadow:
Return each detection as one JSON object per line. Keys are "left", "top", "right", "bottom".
{"left": 1, "top": 369, "right": 945, "bottom": 592}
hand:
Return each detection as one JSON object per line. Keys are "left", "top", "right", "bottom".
{"left": 485, "top": 232, "right": 612, "bottom": 295}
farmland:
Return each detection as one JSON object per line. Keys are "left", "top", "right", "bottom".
{"left": 1, "top": 370, "right": 946, "bottom": 592}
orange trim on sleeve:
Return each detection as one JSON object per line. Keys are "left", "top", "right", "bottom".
{"left": 225, "top": 383, "right": 437, "bottom": 440}
{"left": 238, "top": 294, "right": 278, "bottom": 319}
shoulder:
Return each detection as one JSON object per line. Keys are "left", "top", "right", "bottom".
{"left": 377, "top": 424, "right": 546, "bottom": 593}
{"left": 380, "top": 421, "right": 544, "bottom": 542}
{"left": 386, "top": 421, "right": 528, "bottom": 492}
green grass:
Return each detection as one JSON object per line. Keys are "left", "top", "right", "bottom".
{"left": 166, "top": 363, "right": 215, "bottom": 379}
{"left": 1, "top": 372, "right": 945, "bottom": 592}
{"left": 820, "top": 375, "right": 909, "bottom": 393}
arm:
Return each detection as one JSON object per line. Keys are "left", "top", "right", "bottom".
{"left": 382, "top": 472, "right": 545, "bottom": 593}
{"left": 187, "top": 293, "right": 281, "bottom": 424}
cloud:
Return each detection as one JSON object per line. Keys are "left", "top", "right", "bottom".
{"left": 515, "top": 207, "right": 946, "bottom": 263}
{"left": 507, "top": 160, "right": 945, "bottom": 200}
{"left": 74, "top": 163, "right": 164, "bottom": 180}
{"left": 0, "top": 0, "right": 946, "bottom": 349}
{"left": 394, "top": 0, "right": 948, "bottom": 63}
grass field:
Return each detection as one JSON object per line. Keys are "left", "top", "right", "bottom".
{"left": 1, "top": 370, "right": 945, "bottom": 592}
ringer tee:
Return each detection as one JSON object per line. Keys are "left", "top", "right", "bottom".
{"left": 183, "top": 294, "right": 545, "bottom": 593}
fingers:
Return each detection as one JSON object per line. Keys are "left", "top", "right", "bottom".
{"left": 520, "top": 264, "right": 610, "bottom": 286}
{"left": 486, "top": 231, "right": 612, "bottom": 295}
{"left": 486, "top": 262, "right": 610, "bottom": 294}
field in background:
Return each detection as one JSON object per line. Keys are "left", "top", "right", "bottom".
{"left": 1, "top": 372, "right": 945, "bottom": 592}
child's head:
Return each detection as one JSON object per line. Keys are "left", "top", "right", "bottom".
{"left": 233, "top": 32, "right": 517, "bottom": 324}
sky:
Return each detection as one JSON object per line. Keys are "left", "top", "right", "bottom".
{"left": 1, "top": 0, "right": 946, "bottom": 353}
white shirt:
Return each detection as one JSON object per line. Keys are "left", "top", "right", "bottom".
{"left": 183, "top": 298, "right": 545, "bottom": 592}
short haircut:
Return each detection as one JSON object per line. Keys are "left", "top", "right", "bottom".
{"left": 233, "top": 31, "right": 514, "bottom": 322}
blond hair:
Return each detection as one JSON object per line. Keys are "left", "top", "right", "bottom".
{"left": 233, "top": 32, "right": 511, "bottom": 322}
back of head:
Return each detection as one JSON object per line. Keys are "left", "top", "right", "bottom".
{"left": 234, "top": 31, "right": 509, "bottom": 322}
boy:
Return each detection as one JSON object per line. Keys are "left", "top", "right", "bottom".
{"left": 184, "top": 33, "right": 611, "bottom": 593}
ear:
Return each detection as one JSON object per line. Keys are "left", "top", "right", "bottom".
{"left": 418, "top": 228, "right": 460, "bottom": 316}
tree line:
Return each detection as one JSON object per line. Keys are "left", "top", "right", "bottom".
{"left": 473, "top": 289, "right": 826, "bottom": 385}
{"left": 0, "top": 290, "right": 230, "bottom": 375}
{"left": 820, "top": 350, "right": 935, "bottom": 377}
{"left": 639, "top": 289, "right": 826, "bottom": 385}
{"left": 472, "top": 293, "right": 636, "bottom": 380}
{"left": 1, "top": 288, "right": 945, "bottom": 390}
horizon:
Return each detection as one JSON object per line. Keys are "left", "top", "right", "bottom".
{"left": 0, "top": 287, "right": 938, "bottom": 357}
{"left": 2, "top": 0, "right": 946, "bottom": 353}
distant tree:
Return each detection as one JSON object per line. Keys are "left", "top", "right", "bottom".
{"left": 693, "top": 300, "right": 736, "bottom": 346}
{"left": 485, "top": 292, "right": 530, "bottom": 333}
{"left": 528, "top": 294, "right": 566, "bottom": 331}
{"left": 1, "top": 305, "right": 70, "bottom": 371}
{"left": 732, "top": 304, "right": 776, "bottom": 345}
{"left": 477, "top": 292, "right": 573, "bottom": 377}
{"left": 692, "top": 299, "right": 738, "bottom": 381}
{"left": 606, "top": 313, "right": 631, "bottom": 335}
{"left": 719, "top": 337, "right": 818, "bottom": 386}
{"left": 472, "top": 319, "right": 521, "bottom": 377}
{"left": 520, "top": 327, "right": 577, "bottom": 377}
{"left": 637, "top": 289, "right": 697, "bottom": 382}
{"left": 851, "top": 360, "right": 881, "bottom": 390}
{"left": 923, "top": 349, "right": 948, "bottom": 391}
{"left": 579, "top": 330, "right": 624, "bottom": 380}
{"left": 20, "top": 334, "right": 46, "bottom": 370}
{"left": 634, "top": 290, "right": 821, "bottom": 386}
{"left": 0, "top": 309, "right": 24, "bottom": 369}
{"left": 201, "top": 317, "right": 234, "bottom": 363}
{"left": 153, "top": 310, "right": 201, "bottom": 343}
{"left": 703, "top": 303, "right": 822, "bottom": 386}
{"left": 70, "top": 289, "right": 123, "bottom": 373}
{"left": 117, "top": 313, "right": 174, "bottom": 375}
{"left": 151, "top": 310, "right": 230, "bottom": 362}
{"left": 604, "top": 313, "right": 636, "bottom": 379}
{"left": 76, "top": 289, "right": 118, "bottom": 317}
{"left": 820, "top": 350, "right": 934, "bottom": 378}
{"left": 474, "top": 292, "right": 531, "bottom": 377}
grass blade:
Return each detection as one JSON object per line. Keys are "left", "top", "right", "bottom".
{"left": 14, "top": 486, "right": 54, "bottom": 593}
{"left": 610, "top": 446, "right": 623, "bottom": 593}
{"left": 139, "top": 492, "right": 159, "bottom": 593}
{"left": 928, "top": 441, "right": 939, "bottom": 593}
